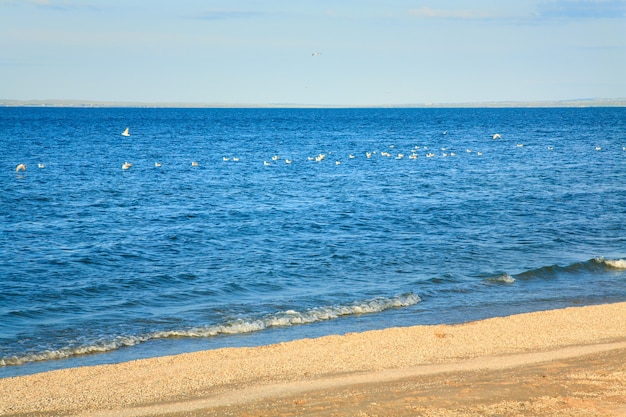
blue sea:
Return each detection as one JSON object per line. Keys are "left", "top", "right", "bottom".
{"left": 1, "top": 107, "right": 625, "bottom": 379}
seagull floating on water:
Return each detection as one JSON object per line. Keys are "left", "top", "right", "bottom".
{"left": 121, "top": 128, "right": 130, "bottom": 137}
{"left": 492, "top": 133, "right": 502, "bottom": 140}
{"left": 38, "top": 163, "right": 45, "bottom": 169}
{"left": 122, "top": 162, "right": 132, "bottom": 170}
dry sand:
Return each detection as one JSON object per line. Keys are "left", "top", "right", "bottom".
{"left": 1, "top": 302, "right": 625, "bottom": 416}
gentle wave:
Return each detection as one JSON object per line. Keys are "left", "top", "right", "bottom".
{"left": 485, "top": 273, "right": 516, "bottom": 284}
{"left": 158, "top": 292, "right": 421, "bottom": 338}
{"left": 0, "top": 292, "right": 420, "bottom": 367}
{"left": 0, "top": 339, "right": 140, "bottom": 367}
{"left": 476, "top": 257, "right": 625, "bottom": 286}
{"left": 514, "top": 257, "right": 626, "bottom": 281}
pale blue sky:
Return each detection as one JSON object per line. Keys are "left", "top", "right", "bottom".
{"left": 1, "top": 0, "right": 625, "bottom": 105}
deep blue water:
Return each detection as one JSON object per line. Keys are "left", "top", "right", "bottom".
{"left": 1, "top": 107, "right": 625, "bottom": 378}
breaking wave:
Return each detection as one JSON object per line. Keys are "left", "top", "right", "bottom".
{"left": 601, "top": 258, "right": 626, "bottom": 269}
{"left": 0, "top": 292, "right": 420, "bottom": 367}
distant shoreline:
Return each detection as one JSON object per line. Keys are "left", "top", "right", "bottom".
{"left": 1, "top": 98, "right": 626, "bottom": 108}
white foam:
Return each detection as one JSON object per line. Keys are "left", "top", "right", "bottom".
{"left": 0, "top": 336, "right": 145, "bottom": 366}
{"left": 488, "top": 274, "right": 516, "bottom": 284}
{"left": 602, "top": 258, "right": 626, "bottom": 269}
{"left": 157, "top": 293, "right": 421, "bottom": 338}
{"left": 1, "top": 293, "right": 421, "bottom": 367}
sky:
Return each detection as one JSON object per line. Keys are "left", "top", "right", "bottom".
{"left": 1, "top": 0, "right": 625, "bottom": 105}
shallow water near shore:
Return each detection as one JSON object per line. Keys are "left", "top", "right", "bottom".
{"left": 1, "top": 107, "right": 625, "bottom": 378}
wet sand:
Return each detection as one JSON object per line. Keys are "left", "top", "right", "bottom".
{"left": 1, "top": 302, "right": 625, "bottom": 416}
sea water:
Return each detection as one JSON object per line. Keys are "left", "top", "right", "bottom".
{"left": 1, "top": 107, "right": 625, "bottom": 378}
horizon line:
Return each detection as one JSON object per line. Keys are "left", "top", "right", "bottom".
{"left": 1, "top": 98, "right": 626, "bottom": 109}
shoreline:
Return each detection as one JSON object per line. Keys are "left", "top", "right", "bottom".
{"left": 2, "top": 98, "right": 626, "bottom": 108}
{"left": 1, "top": 302, "right": 625, "bottom": 416}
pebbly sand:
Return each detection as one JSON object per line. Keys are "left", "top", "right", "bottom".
{"left": 1, "top": 302, "right": 625, "bottom": 416}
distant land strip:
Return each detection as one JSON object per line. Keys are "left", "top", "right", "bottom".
{"left": 1, "top": 98, "right": 626, "bottom": 108}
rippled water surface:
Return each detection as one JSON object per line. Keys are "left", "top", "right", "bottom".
{"left": 1, "top": 107, "right": 625, "bottom": 378}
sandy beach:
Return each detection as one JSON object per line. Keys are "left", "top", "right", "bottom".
{"left": 1, "top": 302, "right": 625, "bottom": 416}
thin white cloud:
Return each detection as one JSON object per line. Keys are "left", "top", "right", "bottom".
{"left": 408, "top": 6, "right": 502, "bottom": 20}
{"left": 537, "top": 0, "right": 626, "bottom": 19}
{"left": 9, "top": 0, "right": 101, "bottom": 11}
{"left": 189, "top": 10, "right": 265, "bottom": 21}
{"left": 408, "top": 1, "right": 625, "bottom": 21}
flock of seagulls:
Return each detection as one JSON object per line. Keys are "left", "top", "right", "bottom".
{"left": 12, "top": 129, "right": 626, "bottom": 173}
